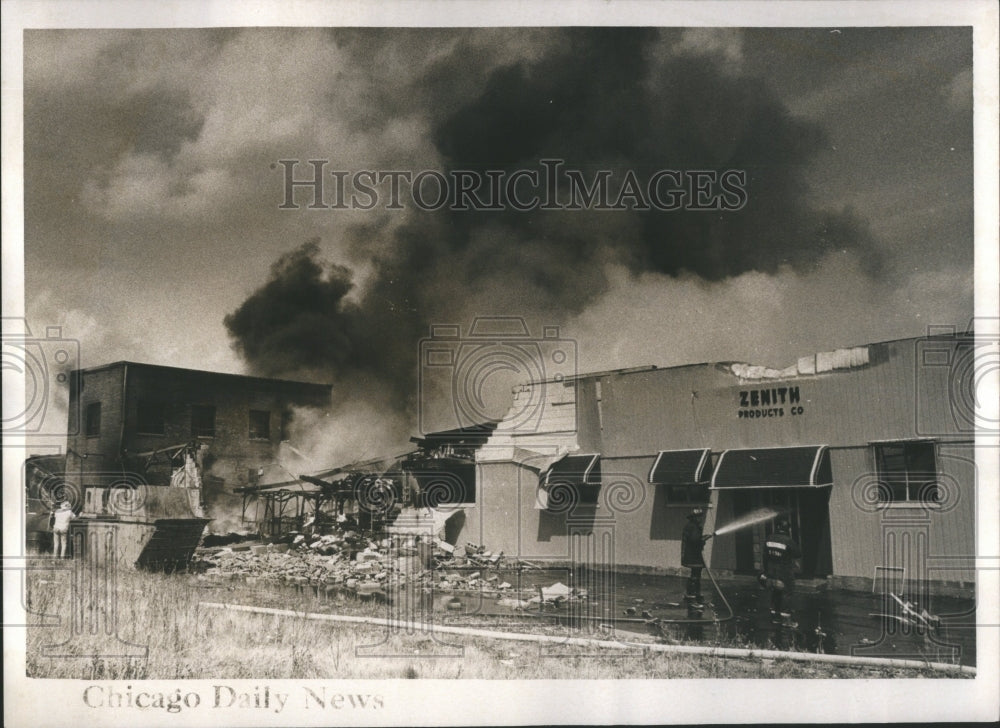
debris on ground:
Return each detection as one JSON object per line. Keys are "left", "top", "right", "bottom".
{"left": 868, "top": 592, "right": 942, "bottom": 631}
{"left": 540, "top": 581, "right": 571, "bottom": 599}
{"left": 192, "top": 532, "right": 587, "bottom": 612}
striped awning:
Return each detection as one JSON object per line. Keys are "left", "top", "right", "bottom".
{"left": 536, "top": 454, "right": 601, "bottom": 510}
{"left": 648, "top": 449, "right": 711, "bottom": 485}
{"left": 542, "top": 453, "right": 601, "bottom": 486}
{"left": 710, "top": 446, "right": 832, "bottom": 489}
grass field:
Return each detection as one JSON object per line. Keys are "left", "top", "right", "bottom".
{"left": 23, "top": 564, "right": 964, "bottom": 680}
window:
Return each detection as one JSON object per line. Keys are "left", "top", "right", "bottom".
{"left": 874, "top": 441, "right": 938, "bottom": 503}
{"left": 249, "top": 410, "right": 270, "bottom": 440}
{"left": 648, "top": 449, "right": 710, "bottom": 504}
{"left": 136, "top": 400, "right": 165, "bottom": 435}
{"left": 663, "top": 483, "right": 709, "bottom": 504}
{"left": 191, "top": 405, "right": 216, "bottom": 438}
{"left": 280, "top": 410, "right": 293, "bottom": 441}
{"left": 85, "top": 402, "right": 101, "bottom": 437}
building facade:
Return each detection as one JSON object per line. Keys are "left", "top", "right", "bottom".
{"left": 447, "top": 331, "right": 979, "bottom": 595}
{"left": 65, "top": 361, "right": 332, "bottom": 530}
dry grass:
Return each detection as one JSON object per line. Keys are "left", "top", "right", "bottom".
{"left": 23, "top": 564, "right": 959, "bottom": 680}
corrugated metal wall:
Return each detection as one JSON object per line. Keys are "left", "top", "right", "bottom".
{"left": 474, "top": 336, "right": 977, "bottom": 584}
{"left": 597, "top": 340, "right": 970, "bottom": 451}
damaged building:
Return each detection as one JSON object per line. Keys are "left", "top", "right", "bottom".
{"left": 435, "top": 330, "right": 978, "bottom": 596}
{"left": 224, "top": 331, "right": 978, "bottom": 597}
{"left": 54, "top": 329, "right": 979, "bottom": 595}
{"left": 234, "top": 425, "right": 495, "bottom": 542}
{"left": 63, "top": 361, "right": 332, "bottom": 532}
{"left": 235, "top": 455, "right": 401, "bottom": 540}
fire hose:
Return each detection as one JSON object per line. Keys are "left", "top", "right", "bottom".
{"left": 198, "top": 601, "right": 974, "bottom": 674}
{"left": 644, "top": 563, "right": 735, "bottom": 626}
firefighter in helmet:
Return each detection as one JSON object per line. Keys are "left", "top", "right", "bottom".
{"left": 761, "top": 515, "right": 802, "bottom": 617}
{"left": 681, "top": 507, "right": 711, "bottom": 604}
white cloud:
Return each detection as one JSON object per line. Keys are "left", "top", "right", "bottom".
{"left": 28, "top": 288, "right": 245, "bottom": 374}
{"left": 81, "top": 153, "right": 235, "bottom": 221}
{"left": 71, "top": 29, "right": 447, "bottom": 227}
{"left": 673, "top": 28, "right": 744, "bottom": 66}
{"left": 567, "top": 255, "right": 973, "bottom": 373}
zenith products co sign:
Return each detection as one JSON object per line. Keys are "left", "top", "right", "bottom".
{"left": 737, "top": 385, "right": 805, "bottom": 419}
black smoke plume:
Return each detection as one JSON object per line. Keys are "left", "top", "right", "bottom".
{"left": 226, "top": 28, "right": 882, "bottom": 425}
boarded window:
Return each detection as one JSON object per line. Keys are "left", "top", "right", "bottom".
{"left": 85, "top": 402, "right": 101, "bottom": 437}
{"left": 249, "top": 410, "right": 270, "bottom": 440}
{"left": 191, "top": 404, "right": 216, "bottom": 438}
{"left": 136, "top": 400, "right": 165, "bottom": 435}
{"left": 874, "top": 441, "right": 938, "bottom": 503}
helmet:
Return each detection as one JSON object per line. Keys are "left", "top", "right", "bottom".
{"left": 688, "top": 508, "right": 705, "bottom": 519}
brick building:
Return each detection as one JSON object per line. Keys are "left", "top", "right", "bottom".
{"left": 65, "top": 361, "right": 331, "bottom": 530}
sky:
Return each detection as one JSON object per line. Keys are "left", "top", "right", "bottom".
{"left": 23, "top": 26, "right": 975, "bottom": 443}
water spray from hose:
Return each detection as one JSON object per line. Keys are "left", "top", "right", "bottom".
{"left": 710, "top": 507, "right": 784, "bottom": 538}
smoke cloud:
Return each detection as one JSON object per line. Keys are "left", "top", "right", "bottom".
{"left": 225, "top": 28, "right": 886, "bottom": 443}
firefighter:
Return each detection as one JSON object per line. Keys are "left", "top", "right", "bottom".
{"left": 761, "top": 516, "right": 802, "bottom": 617}
{"left": 681, "top": 508, "right": 711, "bottom": 604}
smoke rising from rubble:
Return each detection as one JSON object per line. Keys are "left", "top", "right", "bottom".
{"left": 281, "top": 401, "right": 412, "bottom": 473}
{"left": 225, "top": 28, "right": 890, "bottom": 443}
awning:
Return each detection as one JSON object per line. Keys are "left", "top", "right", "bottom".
{"left": 536, "top": 454, "right": 601, "bottom": 509}
{"left": 648, "top": 449, "right": 711, "bottom": 485}
{"left": 542, "top": 453, "right": 601, "bottom": 486}
{"left": 710, "top": 445, "right": 832, "bottom": 489}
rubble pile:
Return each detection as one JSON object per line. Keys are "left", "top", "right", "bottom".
{"left": 193, "top": 534, "right": 588, "bottom": 612}
{"left": 196, "top": 530, "right": 384, "bottom": 590}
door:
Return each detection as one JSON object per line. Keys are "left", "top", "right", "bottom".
{"left": 728, "top": 487, "right": 832, "bottom": 578}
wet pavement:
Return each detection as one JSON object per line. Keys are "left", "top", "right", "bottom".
{"left": 484, "top": 568, "right": 976, "bottom": 666}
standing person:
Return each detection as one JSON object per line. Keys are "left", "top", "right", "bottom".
{"left": 51, "top": 501, "right": 75, "bottom": 559}
{"left": 681, "top": 508, "right": 711, "bottom": 605}
{"left": 762, "top": 516, "right": 802, "bottom": 617}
